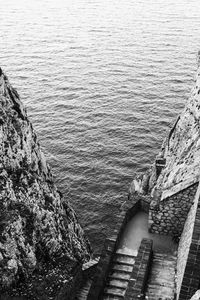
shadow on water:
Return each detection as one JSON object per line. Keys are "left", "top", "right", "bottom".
{"left": 118, "top": 211, "right": 177, "bottom": 254}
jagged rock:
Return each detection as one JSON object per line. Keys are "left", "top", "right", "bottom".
{"left": 0, "top": 70, "right": 91, "bottom": 298}
{"left": 129, "top": 170, "right": 151, "bottom": 197}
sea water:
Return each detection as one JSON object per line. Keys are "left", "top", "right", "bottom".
{"left": 1, "top": 0, "right": 200, "bottom": 254}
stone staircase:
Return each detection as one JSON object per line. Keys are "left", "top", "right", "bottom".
{"left": 75, "top": 258, "right": 99, "bottom": 300}
{"left": 101, "top": 250, "right": 136, "bottom": 299}
{"left": 75, "top": 278, "right": 93, "bottom": 300}
{"left": 145, "top": 251, "right": 177, "bottom": 300}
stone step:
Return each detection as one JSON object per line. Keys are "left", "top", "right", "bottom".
{"left": 112, "top": 263, "right": 133, "bottom": 273}
{"left": 109, "top": 271, "right": 131, "bottom": 281}
{"left": 101, "top": 248, "right": 136, "bottom": 299}
{"left": 82, "top": 257, "right": 99, "bottom": 271}
{"left": 147, "top": 285, "right": 175, "bottom": 292}
{"left": 75, "top": 279, "right": 92, "bottom": 300}
{"left": 152, "top": 257, "right": 176, "bottom": 262}
{"left": 103, "top": 295, "right": 124, "bottom": 300}
{"left": 116, "top": 248, "right": 138, "bottom": 257}
{"left": 153, "top": 255, "right": 177, "bottom": 262}
{"left": 154, "top": 255, "right": 175, "bottom": 260}
{"left": 153, "top": 254, "right": 176, "bottom": 259}
{"left": 103, "top": 286, "right": 125, "bottom": 297}
{"left": 115, "top": 251, "right": 136, "bottom": 258}
{"left": 113, "top": 254, "right": 135, "bottom": 265}
{"left": 148, "top": 282, "right": 175, "bottom": 288}
{"left": 152, "top": 261, "right": 176, "bottom": 268}
{"left": 149, "top": 272, "right": 176, "bottom": 279}
{"left": 145, "top": 252, "right": 176, "bottom": 300}
{"left": 147, "top": 292, "right": 175, "bottom": 299}
{"left": 108, "top": 279, "right": 128, "bottom": 289}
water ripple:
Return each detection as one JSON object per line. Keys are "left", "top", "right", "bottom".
{"left": 1, "top": 0, "right": 200, "bottom": 255}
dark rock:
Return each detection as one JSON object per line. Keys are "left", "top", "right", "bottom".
{"left": 0, "top": 70, "right": 91, "bottom": 298}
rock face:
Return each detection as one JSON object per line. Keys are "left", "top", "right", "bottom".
{"left": 190, "top": 290, "right": 200, "bottom": 300}
{"left": 130, "top": 54, "right": 200, "bottom": 237}
{"left": 0, "top": 69, "right": 91, "bottom": 297}
{"left": 148, "top": 55, "right": 200, "bottom": 200}
{"left": 137, "top": 54, "right": 200, "bottom": 200}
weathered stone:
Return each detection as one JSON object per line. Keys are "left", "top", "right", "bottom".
{"left": 130, "top": 54, "right": 200, "bottom": 237}
{"left": 190, "top": 290, "right": 200, "bottom": 300}
{"left": 0, "top": 70, "right": 91, "bottom": 297}
{"left": 176, "top": 184, "right": 200, "bottom": 299}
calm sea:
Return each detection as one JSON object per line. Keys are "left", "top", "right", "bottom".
{"left": 1, "top": 0, "right": 200, "bottom": 254}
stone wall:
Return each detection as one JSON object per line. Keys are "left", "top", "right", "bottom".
{"left": 176, "top": 182, "right": 200, "bottom": 300}
{"left": 149, "top": 183, "right": 198, "bottom": 236}
{"left": 124, "top": 238, "right": 153, "bottom": 300}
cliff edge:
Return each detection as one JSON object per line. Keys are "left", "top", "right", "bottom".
{"left": 0, "top": 69, "right": 91, "bottom": 298}
{"left": 129, "top": 53, "right": 200, "bottom": 238}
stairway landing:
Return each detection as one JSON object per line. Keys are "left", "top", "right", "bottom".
{"left": 145, "top": 251, "right": 177, "bottom": 300}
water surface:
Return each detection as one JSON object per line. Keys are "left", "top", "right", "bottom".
{"left": 1, "top": 0, "right": 200, "bottom": 254}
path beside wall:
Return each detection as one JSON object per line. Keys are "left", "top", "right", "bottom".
{"left": 176, "top": 181, "right": 200, "bottom": 300}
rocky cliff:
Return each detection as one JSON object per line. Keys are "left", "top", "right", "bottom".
{"left": 132, "top": 54, "right": 200, "bottom": 200}
{"left": 129, "top": 53, "right": 200, "bottom": 237}
{"left": 0, "top": 69, "right": 91, "bottom": 298}
{"left": 148, "top": 55, "right": 200, "bottom": 201}
{"left": 127, "top": 54, "right": 200, "bottom": 300}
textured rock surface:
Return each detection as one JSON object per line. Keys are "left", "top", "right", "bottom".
{"left": 149, "top": 54, "right": 200, "bottom": 200}
{"left": 131, "top": 54, "right": 200, "bottom": 201}
{"left": 129, "top": 54, "right": 200, "bottom": 237}
{"left": 190, "top": 290, "right": 200, "bottom": 300}
{"left": 148, "top": 183, "right": 198, "bottom": 236}
{"left": 176, "top": 182, "right": 200, "bottom": 298}
{"left": 0, "top": 69, "right": 91, "bottom": 298}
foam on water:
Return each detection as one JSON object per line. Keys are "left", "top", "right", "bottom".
{"left": 1, "top": 0, "right": 200, "bottom": 254}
